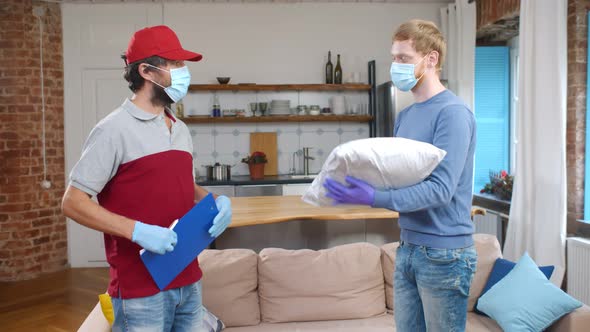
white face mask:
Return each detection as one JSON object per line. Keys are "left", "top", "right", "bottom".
{"left": 146, "top": 64, "right": 191, "bottom": 103}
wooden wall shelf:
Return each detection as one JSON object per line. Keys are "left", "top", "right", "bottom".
{"left": 188, "top": 84, "right": 371, "bottom": 92}
{"left": 181, "top": 115, "right": 373, "bottom": 124}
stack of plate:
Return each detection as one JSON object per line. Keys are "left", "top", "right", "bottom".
{"left": 270, "top": 100, "right": 291, "bottom": 115}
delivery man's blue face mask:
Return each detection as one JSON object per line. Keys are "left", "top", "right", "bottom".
{"left": 147, "top": 64, "right": 191, "bottom": 103}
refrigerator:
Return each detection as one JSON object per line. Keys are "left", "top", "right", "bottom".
{"left": 372, "top": 81, "right": 415, "bottom": 137}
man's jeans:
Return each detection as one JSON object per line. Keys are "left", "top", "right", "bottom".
{"left": 111, "top": 281, "right": 203, "bottom": 332}
{"left": 394, "top": 241, "right": 477, "bottom": 332}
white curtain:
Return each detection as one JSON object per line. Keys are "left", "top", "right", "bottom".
{"left": 439, "top": 0, "right": 476, "bottom": 111}
{"left": 503, "top": 0, "right": 568, "bottom": 285}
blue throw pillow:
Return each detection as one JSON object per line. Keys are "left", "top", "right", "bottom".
{"left": 474, "top": 258, "right": 554, "bottom": 316}
{"left": 477, "top": 253, "right": 582, "bottom": 331}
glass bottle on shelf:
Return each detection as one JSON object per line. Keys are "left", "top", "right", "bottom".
{"left": 325, "top": 51, "right": 334, "bottom": 84}
{"left": 334, "top": 54, "right": 343, "bottom": 84}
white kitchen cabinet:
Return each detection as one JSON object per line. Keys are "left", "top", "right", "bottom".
{"left": 235, "top": 185, "right": 282, "bottom": 197}
{"left": 282, "top": 183, "right": 311, "bottom": 196}
{"left": 202, "top": 185, "right": 235, "bottom": 197}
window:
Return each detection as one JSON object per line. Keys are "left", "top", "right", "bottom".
{"left": 474, "top": 46, "right": 511, "bottom": 193}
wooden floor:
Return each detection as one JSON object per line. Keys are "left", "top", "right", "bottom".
{"left": 0, "top": 268, "right": 110, "bottom": 332}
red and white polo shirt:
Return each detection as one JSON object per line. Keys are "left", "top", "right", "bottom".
{"left": 69, "top": 98, "right": 201, "bottom": 299}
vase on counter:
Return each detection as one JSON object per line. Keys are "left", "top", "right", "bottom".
{"left": 248, "top": 163, "right": 265, "bottom": 180}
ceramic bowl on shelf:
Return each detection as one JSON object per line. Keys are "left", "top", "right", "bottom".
{"left": 309, "top": 106, "right": 321, "bottom": 116}
{"left": 216, "top": 77, "right": 231, "bottom": 84}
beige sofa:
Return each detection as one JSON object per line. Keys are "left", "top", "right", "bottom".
{"left": 79, "top": 234, "right": 590, "bottom": 331}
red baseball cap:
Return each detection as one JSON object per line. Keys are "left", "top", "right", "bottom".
{"left": 125, "top": 25, "right": 202, "bottom": 64}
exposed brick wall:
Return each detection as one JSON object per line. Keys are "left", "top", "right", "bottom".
{"left": 567, "top": 0, "right": 590, "bottom": 235}
{"left": 0, "top": 0, "right": 67, "bottom": 281}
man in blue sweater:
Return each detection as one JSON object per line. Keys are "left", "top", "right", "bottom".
{"left": 324, "top": 20, "right": 477, "bottom": 332}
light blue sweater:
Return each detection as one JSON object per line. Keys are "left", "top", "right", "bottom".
{"left": 373, "top": 90, "right": 476, "bottom": 249}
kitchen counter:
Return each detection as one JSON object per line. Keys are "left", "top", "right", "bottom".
{"left": 228, "top": 195, "right": 485, "bottom": 228}
{"left": 229, "top": 195, "right": 398, "bottom": 228}
{"left": 212, "top": 195, "right": 485, "bottom": 251}
{"left": 196, "top": 174, "right": 315, "bottom": 186}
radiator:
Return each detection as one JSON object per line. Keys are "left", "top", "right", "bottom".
{"left": 473, "top": 210, "right": 503, "bottom": 245}
{"left": 567, "top": 237, "right": 590, "bottom": 305}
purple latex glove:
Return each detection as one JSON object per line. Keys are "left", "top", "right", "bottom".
{"left": 323, "top": 176, "right": 375, "bottom": 206}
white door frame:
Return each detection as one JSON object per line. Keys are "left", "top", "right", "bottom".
{"left": 62, "top": 3, "right": 162, "bottom": 267}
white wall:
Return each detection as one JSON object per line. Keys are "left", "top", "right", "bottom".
{"left": 165, "top": 3, "right": 442, "bottom": 85}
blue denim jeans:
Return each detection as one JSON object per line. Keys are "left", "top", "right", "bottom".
{"left": 394, "top": 241, "right": 477, "bottom": 332}
{"left": 111, "top": 282, "right": 203, "bottom": 332}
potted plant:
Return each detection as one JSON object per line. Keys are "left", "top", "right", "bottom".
{"left": 242, "top": 151, "right": 268, "bottom": 180}
{"left": 480, "top": 170, "right": 514, "bottom": 201}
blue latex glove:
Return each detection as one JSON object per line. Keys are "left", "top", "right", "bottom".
{"left": 209, "top": 195, "right": 232, "bottom": 238}
{"left": 323, "top": 176, "right": 376, "bottom": 206}
{"left": 132, "top": 221, "right": 177, "bottom": 255}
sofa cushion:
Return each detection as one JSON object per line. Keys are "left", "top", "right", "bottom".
{"left": 547, "top": 305, "right": 590, "bottom": 332}
{"left": 474, "top": 257, "right": 554, "bottom": 316}
{"left": 199, "top": 249, "right": 260, "bottom": 327}
{"left": 258, "top": 242, "right": 386, "bottom": 323}
{"left": 380, "top": 242, "right": 399, "bottom": 310}
{"left": 222, "top": 313, "right": 501, "bottom": 332}
{"left": 477, "top": 252, "right": 582, "bottom": 331}
{"left": 466, "top": 312, "right": 502, "bottom": 332}
{"left": 468, "top": 233, "right": 502, "bottom": 311}
{"left": 224, "top": 313, "right": 393, "bottom": 332}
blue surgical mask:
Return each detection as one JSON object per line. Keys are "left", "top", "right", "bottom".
{"left": 147, "top": 64, "right": 191, "bottom": 103}
{"left": 390, "top": 55, "right": 428, "bottom": 92}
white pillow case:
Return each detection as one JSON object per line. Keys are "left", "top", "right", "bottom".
{"left": 302, "top": 137, "right": 446, "bottom": 206}
{"left": 200, "top": 306, "right": 225, "bottom": 332}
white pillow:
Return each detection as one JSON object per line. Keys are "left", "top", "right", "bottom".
{"left": 302, "top": 137, "right": 446, "bottom": 206}
{"left": 200, "top": 306, "right": 225, "bottom": 332}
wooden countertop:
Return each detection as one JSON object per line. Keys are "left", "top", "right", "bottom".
{"left": 228, "top": 195, "right": 486, "bottom": 228}
{"left": 229, "top": 195, "right": 398, "bottom": 228}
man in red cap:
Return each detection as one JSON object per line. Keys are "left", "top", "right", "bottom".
{"left": 62, "top": 25, "right": 232, "bottom": 331}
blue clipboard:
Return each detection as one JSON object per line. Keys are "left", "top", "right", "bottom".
{"left": 140, "top": 193, "right": 219, "bottom": 290}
